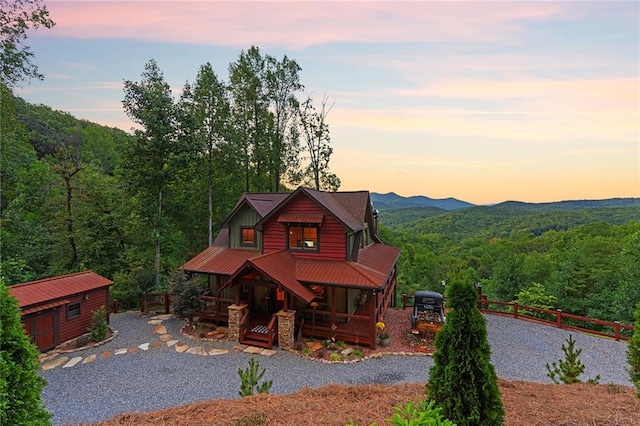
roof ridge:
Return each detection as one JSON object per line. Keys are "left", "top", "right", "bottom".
{"left": 11, "top": 270, "right": 99, "bottom": 287}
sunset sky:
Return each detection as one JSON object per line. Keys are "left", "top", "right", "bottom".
{"left": 15, "top": 0, "right": 639, "bottom": 205}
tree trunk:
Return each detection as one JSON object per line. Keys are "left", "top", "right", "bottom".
{"left": 156, "top": 189, "right": 162, "bottom": 286}
{"left": 64, "top": 175, "right": 78, "bottom": 269}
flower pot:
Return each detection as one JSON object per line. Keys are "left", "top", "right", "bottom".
{"left": 379, "top": 337, "right": 390, "bottom": 347}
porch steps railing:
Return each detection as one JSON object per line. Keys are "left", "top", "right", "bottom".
{"left": 239, "top": 312, "right": 278, "bottom": 349}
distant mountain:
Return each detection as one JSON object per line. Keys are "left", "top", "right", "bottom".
{"left": 371, "top": 192, "right": 475, "bottom": 211}
{"left": 493, "top": 198, "right": 640, "bottom": 212}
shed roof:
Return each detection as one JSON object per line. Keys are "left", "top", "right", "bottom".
{"left": 9, "top": 271, "right": 113, "bottom": 309}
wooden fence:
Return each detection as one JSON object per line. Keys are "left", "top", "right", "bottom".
{"left": 140, "top": 292, "right": 170, "bottom": 314}
{"left": 402, "top": 293, "right": 634, "bottom": 342}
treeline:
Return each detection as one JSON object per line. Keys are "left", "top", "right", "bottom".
{"left": 0, "top": 46, "right": 339, "bottom": 307}
{"left": 380, "top": 207, "right": 640, "bottom": 326}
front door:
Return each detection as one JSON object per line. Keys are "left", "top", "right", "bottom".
{"left": 24, "top": 309, "right": 58, "bottom": 351}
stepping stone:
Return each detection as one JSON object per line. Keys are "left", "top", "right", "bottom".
{"left": 165, "top": 340, "right": 178, "bottom": 347}
{"left": 158, "top": 334, "right": 173, "bottom": 342}
{"left": 306, "top": 341, "right": 323, "bottom": 352}
{"left": 42, "top": 356, "right": 68, "bottom": 371}
{"left": 151, "top": 314, "right": 172, "bottom": 321}
{"left": 83, "top": 354, "right": 97, "bottom": 364}
{"left": 152, "top": 325, "right": 167, "bottom": 335}
{"left": 342, "top": 348, "right": 353, "bottom": 356}
{"left": 147, "top": 319, "right": 163, "bottom": 325}
{"left": 114, "top": 348, "right": 128, "bottom": 356}
{"left": 174, "top": 343, "right": 189, "bottom": 353}
{"left": 186, "top": 346, "right": 207, "bottom": 356}
{"left": 260, "top": 349, "right": 277, "bottom": 357}
{"left": 243, "top": 346, "right": 263, "bottom": 354}
{"left": 233, "top": 344, "right": 248, "bottom": 352}
{"left": 100, "top": 351, "right": 112, "bottom": 358}
{"left": 138, "top": 343, "right": 150, "bottom": 351}
{"left": 150, "top": 341, "right": 162, "bottom": 349}
{"left": 208, "top": 348, "right": 229, "bottom": 356}
{"left": 39, "top": 353, "right": 58, "bottom": 363}
{"left": 63, "top": 357, "right": 83, "bottom": 368}
{"left": 128, "top": 346, "right": 138, "bottom": 353}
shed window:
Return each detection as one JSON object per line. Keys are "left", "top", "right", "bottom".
{"left": 288, "top": 225, "right": 318, "bottom": 251}
{"left": 240, "top": 227, "right": 256, "bottom": 246}
{"left": 67, "top": 303, "right": 81, "bottom": 319}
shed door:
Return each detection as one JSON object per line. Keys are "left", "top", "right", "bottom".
{"left": 33, "top": 310, "right": 57, "bottom": 351}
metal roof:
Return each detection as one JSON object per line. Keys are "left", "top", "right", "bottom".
{"left": 9, "top": 271, "right": 113, "bottom": 309}
{"left": 181, "top": 246, "right": 259, "bottom": 275}
{"left": 277, "top": 213, "right": 324, "bottom": 224}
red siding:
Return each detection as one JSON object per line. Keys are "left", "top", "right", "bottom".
{"left": 262, "top": 195, "right": 347, "bottom": 260}
{"left": 58, "top": 288, "right": 110, "bottom": 343}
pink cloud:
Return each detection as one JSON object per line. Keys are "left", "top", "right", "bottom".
{"left": 46, "top": 1, "right": 570, "bottom": 48}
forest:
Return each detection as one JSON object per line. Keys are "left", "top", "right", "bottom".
{"left": 1, "top": 45, "right": 639, "bottom": 328}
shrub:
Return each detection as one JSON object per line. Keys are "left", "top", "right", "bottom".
{"left": 238, "top": 358, "right": 272, "bottom": 397}
{"left": 88, "top": 306, "right": 109, "bottom": 342}
{"left": 546, "top": 334, "right": 600, "bottom": 384}
{"left": 351, "top": 348, "right": 364, "bottom": 358}
{"left": 0, "top": 280, "right": 51, "bottom": 425}
{"left": 427, "top": 279, "right": 504, "bottom": 425}
{"left": 388, "top": 399, "right": 457, "bottom": 426}
{"left": 168, "top": 270, "right": 203, "bottom": 325}
{"left": 627, "top": 302, "right": 640, "bottom": 396}
{"left": 329, "top": 353, "right": 343, "bottom": 362}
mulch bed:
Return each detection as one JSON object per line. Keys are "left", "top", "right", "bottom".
{"left": 94, "top": 381, "right": 639, "bottom": 425}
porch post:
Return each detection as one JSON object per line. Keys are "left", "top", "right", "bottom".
{"left": 227, "top": 304, "right": 247, "bottom": 342}
{"left": 276, "top": 309, "right": 296, "bottom": 351}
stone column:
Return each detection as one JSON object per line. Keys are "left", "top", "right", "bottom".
{"left": 227, "top": 304, "right": 247, "bottom": 342}
{"left": 276, "top": 310, "right": 296, "bottom": 351}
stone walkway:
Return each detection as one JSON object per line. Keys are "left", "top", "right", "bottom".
{"left": 39, "top": 314, "right": 276, "bottom": 371}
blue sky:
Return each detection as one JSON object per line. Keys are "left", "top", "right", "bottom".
{"left": 15, "top": 0, "right": 639, "bottom": 204}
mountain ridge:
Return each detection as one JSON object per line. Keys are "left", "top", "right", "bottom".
{"left": 371, "top": 192, "right": 639, "bottom": 212}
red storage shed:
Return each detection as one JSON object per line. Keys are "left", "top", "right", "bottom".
{"left": 9, "top": 271, "right": 114, "bottom": 352}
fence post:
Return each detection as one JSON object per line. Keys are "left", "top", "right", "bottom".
{"left": 614, "top": 321, "right": 620, "bottom": 341}
{"left": 164, "top": 292, "right": 170, "bottom": 314}
{"left": 556, "top": 309, "right": 562, "bottom": 328}
{"left": 112, "top": 299, "right": 118, "bottom": 314}
{"left": 513, "top": 302, "right": 518, "bottom": 319}
{"left": 140, "top": 295, "right": 145, "bottom": 313}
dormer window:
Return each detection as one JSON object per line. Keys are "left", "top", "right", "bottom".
{"left": 288, "top": 225, "right": 319, "bottom": 251}
{"left": 240, "top": 227, "right": 256, "bottom": 247}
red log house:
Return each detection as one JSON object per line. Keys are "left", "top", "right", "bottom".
{"left": 9, "top": 271, "right": 113, "bottom": 351}
{"left": 182, "top": 187, "right": 400, "bottom": 349}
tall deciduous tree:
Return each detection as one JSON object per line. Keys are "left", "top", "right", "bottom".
{"left": 0, "top": 279, "right": 51, "bottom": 425}
{"left": 298, "top": 93, "right": 340, "bottom": 191}
{"left": 264, "top": 54, "right": 303, "bottom": 191}
{"left": 122, "top": 59, "right": 178, "bottom": 285}
{"left": 228, "top": 46, "right": 270, "bottom": 192}
{"left": 628, "top": 302, "right": 640, "bottom": 396}
{"left": 179, "top": 63, "right": 230, "bottom": 246}
{"left": 428, "top": 278, "right": 504, "bottom": 425}
{"left": 0, "top": 0, "right": 54, "bottom": 87}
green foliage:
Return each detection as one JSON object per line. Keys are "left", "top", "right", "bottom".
{"left": 0, "top": 0, "right": 55, "bottom": 87}
{"left": 0, "top": 280, "right": 51, "bottom": 425}
{"left": 388, "top": 399, "right": 457, "bottom": 426}
{"left": 515, "top": 282, "right": 556, "bottom": 319}
{"left": 168, "top": 270, "right": 203, "bottom": 325}
{"left": 88, "top": 306, "right": 109, "bottom": 343}
{"left": 238, "top": 358, "right": 272, "bottom": 397}
{"left": 235, "top": 412, "right": 267, "bottom": 426}
{"left": 428, "top": 279, "right": 504, "bottom": 426}
{"left": 546, "top": 334, "right": 600, "bottom": 384}
{"left": 626, "top": 303, "right": 640, "bottom": 396}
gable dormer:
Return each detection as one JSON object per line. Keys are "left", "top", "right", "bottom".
{"left": 228, "top": 203, "right": 261, "bottom": 250}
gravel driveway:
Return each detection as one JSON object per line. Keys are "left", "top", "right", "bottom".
{"left": 39, "top": 311, "right": 631, "bottom": 425}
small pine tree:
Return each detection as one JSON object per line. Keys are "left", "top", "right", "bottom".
{"left": 546, "top": 334, "right": 600, "bottom": 384}
{"left": 238, "top": 358, "right": 272, "bottom": 397}
{"left": 427, "top": 279, "right": 504, "bottom": 426}
{"left": 0, "top": 280, "right": 52, "bottom": 425}
{"left": 88, "top": 306, "right": 109, "bottom": 342}
{"left": 168, "top": 270, "right": 203, "bottom": 325}
{"left": 626, "top": 303, "right": 640, "bottom": 396}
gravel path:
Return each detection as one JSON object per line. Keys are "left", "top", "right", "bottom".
{"left": 39, "top": 311, "right": 631, "bottom": 426}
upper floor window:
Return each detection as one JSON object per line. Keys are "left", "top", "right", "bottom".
{"left": 288, "top": 225, "right": 318, "bottom": 251}
{"left": 240, "top": 227, "right": 256, "bottom": 246}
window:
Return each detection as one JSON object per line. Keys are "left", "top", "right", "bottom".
{"left": 288, "top": 225, "right": 318, "bottom": 251}
{"left": 240, "top": 227, "right": 256, "bottom": 246}
{"left": 67, "top": 303, "right": 81, "bottom": 319}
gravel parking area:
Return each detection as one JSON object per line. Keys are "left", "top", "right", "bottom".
{"left": 39, "top": 311, "right": 631, "bottom": 426}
